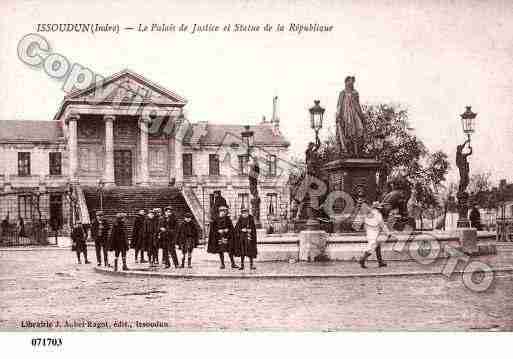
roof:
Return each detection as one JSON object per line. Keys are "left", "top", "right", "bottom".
{"left": 185, "top": 123, "right": 290, "bottom": 147}
{"left": 0, "top": 120, "right": 64, "bottom": 142}
{"left": 65, "top": 68, "right": 188, "bottom": 104}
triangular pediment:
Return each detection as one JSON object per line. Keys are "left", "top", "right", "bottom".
{"left": 65, "top": 69, "right": 187, "bottom": 106}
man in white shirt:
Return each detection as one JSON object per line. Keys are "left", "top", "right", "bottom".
{"left": 359, "top": 201, "right": 390, "bottom": 268}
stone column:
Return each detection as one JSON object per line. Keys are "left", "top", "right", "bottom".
{"left": 67, "top": 113, "right": 79, "bottom": 183}
{"left": 139, "top": 117, "right": 150, "bottom": 186}
{"left": 103, "top": 115, "right": 115, "bottom": 186}
{"left": 174, "top": 117, "right": 187, "bottom": 186}
{"left": 168, "top": 132, "right": 176, "bottom": 186}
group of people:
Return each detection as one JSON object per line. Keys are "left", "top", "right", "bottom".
{"left": 71, "top": 207, "right": 198, "bottom": 272}
{"left": 207, "top": 205, "right": 258, "bottom": 270}
{"left": 206, "top": 190, "right": 258, "bottom": 270}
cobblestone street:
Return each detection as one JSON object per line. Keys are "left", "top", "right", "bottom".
{"left": 1, "top": 246, "right": 512, "bottom": 331}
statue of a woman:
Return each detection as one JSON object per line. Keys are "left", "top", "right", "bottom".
{"left": 336, "top": 76, "right": 366, "bottom": 157}
{"left": 456, "top": 139, "right": 472, "bottom": 193}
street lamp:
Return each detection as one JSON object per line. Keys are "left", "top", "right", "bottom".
{"left": 460, "top": 106, "right": 477, "bottom": 142}
{"left": 304, "top": 100, "right": 325, "bottom": 230}
{"left": 197, "top": 178, "right": 207, "bottom": 243}
{"left": 309, "top": 100, "right": 325, "bottom": 143}
{"left": 97, "top": 178, "right": 105, "bottom": 211}
{"left": 456, "top": 106, "right": 477, "bottom": 228}
{"left": 241, "top": 125, "right": 261, "bottom": 228}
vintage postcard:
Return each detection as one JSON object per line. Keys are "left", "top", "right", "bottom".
{"left": 0, "top": 0, "right": 512, "bottom": 354}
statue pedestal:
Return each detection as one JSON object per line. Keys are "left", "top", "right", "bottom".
{"left": 298, "top": 230, "right": 328, "bottom": 262}
{"left": 322, "top": 158, "right": 381, "bottom": 212}
{"left": 458, "top": 227, "right": 478, "bottom": 255}
{"left": 456, "top": 191, "right": 470, "bottom": 228}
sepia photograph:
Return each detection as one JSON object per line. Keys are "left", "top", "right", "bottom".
{"left": 0, "top": 0, "right": 512, "bottom": 354}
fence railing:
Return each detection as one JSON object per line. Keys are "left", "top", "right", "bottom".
{"left": 0, "top": 220, "right": 56, "bottom": 247}
{"left": 496, "top": 217, "right": 513, "bottom": 242}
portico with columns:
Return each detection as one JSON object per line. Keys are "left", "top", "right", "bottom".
{"left": 57, "top": 69, "right": 188, "bottom": 187}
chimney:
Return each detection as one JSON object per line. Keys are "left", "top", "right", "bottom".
{"left": 271, "top": 96, "right": 280, "bottom": 132}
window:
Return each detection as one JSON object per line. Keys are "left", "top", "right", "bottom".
{"left": 267, "top": 154, "right": 277, "bottom": 177}
{"left": 18, "top": 194, "right": 34, "bottom": 219}
{"left": 18, "top": 152, "right": 31, "bottom": 176}
{"left": 49, "top": 152, "right": 62, "bottom": 175}
{"left": 238, "top": 154, "right": 249, "bottom": 175}
{"left": 149, "top": 148, "right": 166, "bottom": 171}
{"left": 267, "top": 193, "right": 278, "bottom": 216}
{"left": 183, "top": 153, "right": 193, "bottom": 176}
{"left": 79, "top": 148, "right": 101, "bottom": 172}
{"left": 209, "top": 154, "right": 220, "bottom": 176}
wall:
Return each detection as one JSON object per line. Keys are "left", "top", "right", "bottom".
{"left": 0, "top": 141, "right": 67, "bottom": 189}
{"left": 182, "top": 144, "right": 290, "bottom": 226}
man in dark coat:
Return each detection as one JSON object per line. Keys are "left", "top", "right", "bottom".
{"left": 71, "top": 221, "right": 89, "bottom": 264}
{"left": 207, "top": 206, "right": 238, "bottom": 269}
{"left": 176, "top": 212, "right": 199, "bottom": 268}
{"left": 469, "top": 205, "right": 482, "bottom": 230}
{"left": 131, "top": 209, "right": 147, "bottom": 263}
{"left": 109, "top": 213, "right": 129, "bottom": 271}
{"left": 159, "top": 206, "right": 179, "bottom": 269}
{"left": 234, "top": 208, "right": 257, "bottom": 270}
{"left": 211, "top": 190, "right": 228, "bottom": 220}
{"left": 144, "top": 209, "right": 160, "bottom": 266}
{"left": 91, "top": 210, "right": 110, "bottom": 267}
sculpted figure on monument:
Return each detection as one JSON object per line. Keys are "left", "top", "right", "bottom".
{"left": 305, "top": 136, "right": 321, "bottom": 175}
{"left": 336, "top": 76, "right": 366, "bottom": 157}
{"left": 456, "top": 139, "right": 472, "bottom": 194}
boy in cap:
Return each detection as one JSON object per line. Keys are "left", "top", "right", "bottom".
{"left": 177, "top": 212, "right": 198, "bottom": 268}
{"left": 207, "top": 206, "right": 238, "bottom": 269}
{"left": 131, "top": 209, "right": 147, "bottom": 263}
{"left": 110, "top": 213, "right": 129, "bottom": 271}
{"left": 160, "top": 206, "right": 179, "bottom": 268}
{"left": 144, "top": 209, "right": 160, "bottom": 266}
{"left": 71, "top": 220, "right": 90, "bottom": 264}
{"left": 211, "top": 190, "right": 228, "bottom": 220}
{"left": 91, "top": 210, "right": 110, "bottom": 267}
{"left": 359, "top": 201, "right": 390, "bottom": 268}
{"left": 234, "top": 207, "right": 257, "bottom": 270}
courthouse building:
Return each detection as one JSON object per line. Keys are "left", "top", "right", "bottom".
{"left": 0, "top": 69, "right": 290, "bottom": 238}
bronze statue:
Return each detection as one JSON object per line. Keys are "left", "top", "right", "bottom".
{"left": 336, "top": 76, "right": 366, "bottom": 157}
{"left": 456, "top": 139, "right": 472, "bottom": 193}
{"left": 381, "top": 177, "right": 411, "bottom": 220}
{"left": 305, "top": 136, "right": 321, "bottom": 175}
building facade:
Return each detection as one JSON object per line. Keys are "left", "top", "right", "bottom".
{"left": 0, "top": 69, "right": 290, "bottom": 236}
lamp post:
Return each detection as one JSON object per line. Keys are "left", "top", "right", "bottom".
{"left": 198, "top": 178, "right": 206, "bottom": 243}
{"left": 309, "top": 100, "right": 324, "bottom": 144}
{"left": 97, "top": 178, "right": 105, "bottom": 211}
{"left": 374, "top": 133, "right": 386, "bottom": 197}
{"left": 305, "top": 100, "right": 325, "bottom": 230}
{"left": 241, "top": 125, "right": 261, "bottom": 228}
{"left": 460, "top": 105, "right": 476, "bottom": 142}
{"left": 456, "top": 106, "right": 477, "bottom": 228}
{"left": 66, "top": 181, "right": 75, "bottom": 228}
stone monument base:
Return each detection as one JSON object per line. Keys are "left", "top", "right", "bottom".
{"left": 298, "top": 230, "right": 328, "bottom": 262}
{"left": 458, "top": 227, "right": 478, "bottom": 255}
{"left": 322, "top": 158, "right": 381, "bottom": 228}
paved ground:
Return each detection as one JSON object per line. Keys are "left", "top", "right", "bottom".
{"left": 1, "top": 245, "right": 513, "bottom": 331}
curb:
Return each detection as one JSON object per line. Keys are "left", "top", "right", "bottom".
{"left": 0, "top": 243, "right": 96, "bottom": 251}
{"left": 94, "top": 266, "right": 513, "bottom": 280}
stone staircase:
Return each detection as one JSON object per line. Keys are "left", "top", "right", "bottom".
{"left": 82, "top": 186, "right": 201, "bottom": 241}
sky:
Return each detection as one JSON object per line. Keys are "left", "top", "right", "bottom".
{"left": 1, "top": 0, "right": 512, "bottom": 186}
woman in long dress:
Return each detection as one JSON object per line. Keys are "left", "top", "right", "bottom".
{"left": 336, "top": 76, "right": 366, "bottom": 157}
